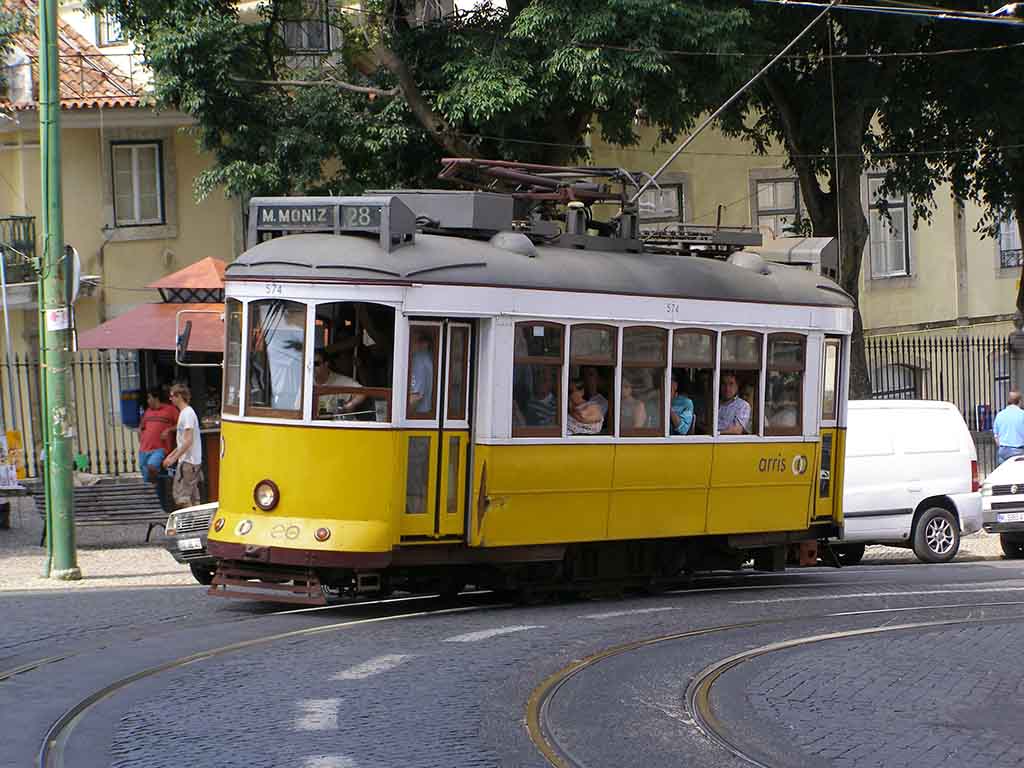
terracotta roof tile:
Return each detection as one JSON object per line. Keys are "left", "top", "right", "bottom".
{"left": 2, "top": 0, "right": 142, "bottom": 111}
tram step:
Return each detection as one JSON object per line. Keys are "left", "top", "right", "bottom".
{"left": 207, "top": 562, "right": 327, "bottom": 606}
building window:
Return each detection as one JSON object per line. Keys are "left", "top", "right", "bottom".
{"left": 871, "top": 364, "right": 919, "bottom": 399}
{"left": 638, "top": 184, "right": 686, "bottom": 229}
{"left": 112, "top": 142, "right": 164, "bottom": 227}
{"left": 868, "top": 175, "right": 911, "bottom": 278}
{"left": 283, "top": 0, "right": 332, "bottom": 54}
{"left": 998, "top": 215, "right": 1023, "bottom": 268}
{"left": 96, "top": 12, "right": 124, "bottom": 46}
{"left": 417, "top": 0, "right": 453, "bottom": 24}
{"left": 756, "top": 179, "right": 800, "bottom": 239}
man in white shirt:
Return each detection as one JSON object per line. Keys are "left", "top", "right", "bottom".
{"left": 162, "top": 383, "right": 204, "bottom": 507}
{"left": 314, "top": 351, "right": 366, "bottom": 416}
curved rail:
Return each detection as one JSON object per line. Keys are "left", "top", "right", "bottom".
{"left": 527, "top": 602, "right": 1024, "bottom": 768}
{"left": 37, "top": 600, "right": 504, "bottom": 768}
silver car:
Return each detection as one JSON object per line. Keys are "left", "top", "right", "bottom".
{"left": 165, "top": 502, "right": 218, "bottom": 584}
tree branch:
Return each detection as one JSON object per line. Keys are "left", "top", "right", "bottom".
{"left": 232, "top": 76, "right": 400, "bottom": 96}
{"left": 371, "top": 42, "right": 476, "bottom": 157}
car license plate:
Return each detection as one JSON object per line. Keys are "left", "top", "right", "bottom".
{"left": 177, "top": 537, "right": 203, "bottom": 551}
{"left": 998, "top": 512, "right": 1024, "bottom": 523}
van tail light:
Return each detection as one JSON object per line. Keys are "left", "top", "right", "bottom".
{"left": 972, "top": 460, "right": 980, "bottom": 492}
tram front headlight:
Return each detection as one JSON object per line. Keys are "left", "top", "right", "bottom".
{"left": 253, "top": 479, "right": 280, "bottom": 511}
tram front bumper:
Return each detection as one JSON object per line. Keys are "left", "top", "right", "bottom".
{"left": 208, "top": 540, "right": 392, "bottom": 569}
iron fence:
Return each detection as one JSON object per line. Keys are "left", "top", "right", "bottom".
{"left": 0, "top": 350, "right": 140, "bottom": 478}
{"left": 865, "top": 334, "right": 1009, "bottom": 475}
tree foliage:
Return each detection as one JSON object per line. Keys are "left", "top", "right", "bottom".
{"left": 876, "top": 3, "right": 1024, "bottom": 318}
{"left": 85, "top": 0, "right": 750, "bottom": 200}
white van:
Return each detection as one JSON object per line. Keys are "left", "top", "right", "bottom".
{"left": 832, "top": 400, "right": 982, "bottom": 565}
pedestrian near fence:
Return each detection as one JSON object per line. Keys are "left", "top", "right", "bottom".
{"left": 138, "top": 386, "right": 178, "bottom": 511}
{"left": 162, "top": 383, "right": 203, "bottom": 508}
{"left": 994, "top": 390, "right": 1024, "bottom": 466}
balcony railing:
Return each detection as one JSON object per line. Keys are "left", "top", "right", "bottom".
{"left": 0, "top": 216, "right": 36, "bottom": 284}
{"left": 1000, "top": 247, "right": 1024, "bottom": 269}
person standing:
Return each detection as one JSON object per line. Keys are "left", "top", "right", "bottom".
{"left": 162, "top": 383, "right": 203, "bottom": 508}
{"left": 994, "top": 390, "right": 1024, "bottom": 465}
{"left": 138, "top": 386, "right": 178, "bottom": 510}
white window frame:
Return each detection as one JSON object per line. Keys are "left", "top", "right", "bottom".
{"left": 634, "top": 173, "right": 690, "bottom": 234}
{"left": 112, "top": 142, "right": 164, "bottom": 227}
{"left": 997, "top": 214, "right": 1023, "bottom": 270}
{"left": 867, "top": 174, "right": 911, "bottom": 279}
{"left": 754, "top": 178, "right": 801, "bottom": 240}
{"left": 283, "top": 0, "right": 333, "bottom": 54}
{"left": 96, "top": 12, "right": 124, "bottom": 47}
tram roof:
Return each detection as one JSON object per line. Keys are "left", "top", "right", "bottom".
{"left": 225, "top": 232, "right": 853, "bottom": 309}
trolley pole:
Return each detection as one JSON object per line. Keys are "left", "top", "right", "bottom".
{"left": 39, "top": 0, "right": 79, "bottom": 580}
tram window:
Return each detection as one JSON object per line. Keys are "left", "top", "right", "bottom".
{"left": 822, "top": 338, "right": 841, "bottom": 421}
{"left": 766, "top": 334, "right": 805, "bottom": 436}
{"left": 720, "top": 331, "right": 762, "bottom": 435}
{"left": 314, "top": 302, "right": 395, "bottom": 422}
{"left": 246, "top": 299, "right": 306, "bottom": 418}
{"left": 447, "top": 325, "right": 470, "bottom": 422}
{"left": 512, "top": 322, "right": 563, "bottom": 437}
{"left": 671, "top": 329, "right": 716, "bottom": 436}
{"left": 569, "top": 325, "right": 617, "bottom": 437}
{"left": 621, "top": 326, "right": 666, "bottom": 436}
{"left": 407, "top": 323, "right": 440, "bottom": 420}
{"left": 405, "top": 436, "right": 430, "bottom": 514}
{"left": 223, "top": 298, "right": 242, "bottom": 415}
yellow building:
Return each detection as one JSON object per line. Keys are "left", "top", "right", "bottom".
{"left": 0, "top": 2, "right": 240, "bottom": 475}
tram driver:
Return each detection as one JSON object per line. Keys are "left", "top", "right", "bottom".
{"left": 718, "top": 371, "right": 752, "bottom": 435}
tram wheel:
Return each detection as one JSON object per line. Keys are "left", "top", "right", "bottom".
{"left": 832, "top": 544, "right": 866, "bottom": 566}
{"left": 1000, "top": 535, "right": 1024, "bottom": 559}
{"left": 189, "top": 563, "right": 215, "bottom": 585}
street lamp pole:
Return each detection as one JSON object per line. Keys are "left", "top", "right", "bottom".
{"left": 39, "top": 0, "right": 79, "bottom": 580}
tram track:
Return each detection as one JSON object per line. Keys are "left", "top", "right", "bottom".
{"left": 36, "top": 598, "right": 510, "bottom": 768}
{"left": 526, "top": 601, "right": 1024, "bottom": 768}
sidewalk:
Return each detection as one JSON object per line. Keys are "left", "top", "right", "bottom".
{"left": 0, "top": 495, "right": 194, "bottom": 591}
{"left": 861, "top": 530, "right": 1003, "bottom": 564}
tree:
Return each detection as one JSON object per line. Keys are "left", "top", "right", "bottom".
{"left": 85, "top": 0, "right": 750, "bottom": 201}
{"left": 0, "top": 6, "right": 27, "bottom": 106}
{"left": 711, "top": 2, "right": 964, "bottom": 397}
{"left": 875, "top": 4, "right": 1024, "bottom": 324}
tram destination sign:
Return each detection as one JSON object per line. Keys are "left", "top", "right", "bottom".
{"left": 247, "top": 196, "right": 416, "bottom": 252}
{"left": 255, "top": 203, "right": 383, "bottom": 232}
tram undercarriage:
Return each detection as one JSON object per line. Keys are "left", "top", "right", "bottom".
{"left": 207, "top": 525, "right": 839, "bottom": 605}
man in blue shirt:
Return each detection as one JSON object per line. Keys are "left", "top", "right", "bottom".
{"left": 408, "top": 330, "right": 435, "bottom": 415}
{"left": 994, "top": 390, "right": 1024, "bottom": 465}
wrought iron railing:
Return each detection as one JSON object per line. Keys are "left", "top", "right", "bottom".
{"left": 865, "top": 333, "right": 1010, "bottom": 475}
{"left": 1000, "top": 248, "right": 1023, "bottom": 269}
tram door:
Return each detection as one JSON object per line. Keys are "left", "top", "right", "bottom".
{"left": 814, "top": 336, "right": 843, "bottom": 522}
{"left": 401, "top": 320, "right": 472, "bottom": 541}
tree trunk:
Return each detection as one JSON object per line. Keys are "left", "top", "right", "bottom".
{"left": 836, "top": 156, "right": 872, "bottom": 399}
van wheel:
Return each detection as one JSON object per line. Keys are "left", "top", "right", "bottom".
{"left": 189, "top": 563, "right": 215, "bottom": 585}
{"left": 1000, "top": 535, "right": 1024, "bottom": 559}
{"left": 833, "top": 544, "right": 865, "bottom": 566}
{"left": 912, "top": 507, "right": 960, "bottom": 563}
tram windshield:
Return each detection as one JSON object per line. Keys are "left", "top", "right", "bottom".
{"left": 313, "top": 301, "right": 395, "bottom": 422}
{"left": 247, "top": 299, "right": 307, "bottom": 417}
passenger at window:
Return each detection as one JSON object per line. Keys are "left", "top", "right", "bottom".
{"left": 620, "top": 376, "right": 648, "bottom": 430}
{"left": 314, "top": 351, "right": 366, "bottom": 414}
{"left": 582, "top": 366, "right": 609, "bottom": 418}
{"left": 267, "top": 304, "right": 306, "bottom": 411}
{"left": 568, "top": 378, "right": 604, "bottom": 435}
{"left": 525, "top": 366, "right": 558, "bottom": 426}
{"left": 408, "top": 330, "right": 435, "bottom": 414}
{"left": 718, "top": 372, "right": 752, "bottom": 435}
{"left": 670, "top": 375, "right": 694, "bottom": 435}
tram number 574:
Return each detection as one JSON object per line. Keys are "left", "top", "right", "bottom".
{"left": 265, "top": 283, "right": 283, "bottom": 295}
{"left": 666, "top": 302, "right": 681, "bottom": 318}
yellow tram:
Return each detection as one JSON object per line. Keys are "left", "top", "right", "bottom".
{"left": 204, "top": 174, "right": 851, "bottom": 603}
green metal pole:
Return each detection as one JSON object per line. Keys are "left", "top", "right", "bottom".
{"left": 39, "top": 0, "right": 79, "bottom": 580}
